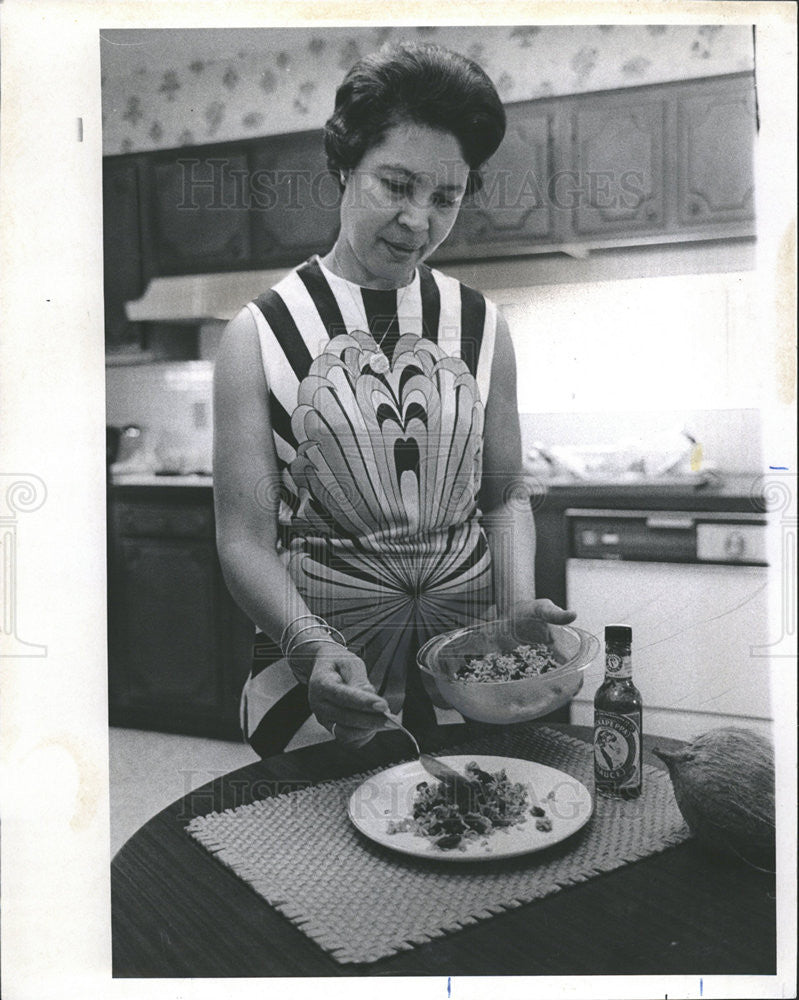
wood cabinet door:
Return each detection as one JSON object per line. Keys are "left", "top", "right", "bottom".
{"left": 531, "top": 503, "right": 568, "bottom": 610}
{"left": 103, "top": 158, "right": 144, "bottom": 346}
{"left": 435, "top": 102, "right": 557, "bottom": 260}
{"left": 249, "top": 130, "right": 340, "bottom": 267}
{"left": 145, "top": 149, "right": 252, "bottom": 275}
{"left": 112, "top": 536, "right": 223, "bottom": 715}
{"left": 108, "top": 492, "right": 253, "bottom": 740}
{"left": 676, "top": 75, "right": 756, "bottom": 231}
{"left": 569, "top": 92, "right": 667, "bottom": 238}
{"left": 109, "top": 75, "right": 757, "bottom": 283}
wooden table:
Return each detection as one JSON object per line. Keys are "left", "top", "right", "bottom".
{"left": 111, "top": 723, "right": 776, "bottom": 978}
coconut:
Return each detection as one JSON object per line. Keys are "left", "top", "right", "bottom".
{"left": 654, "top": 727, "right": 775, "bottom": 870}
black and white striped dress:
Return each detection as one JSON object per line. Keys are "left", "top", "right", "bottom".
{"left": 237, "top": 254, "right": 499, "bottom": 755}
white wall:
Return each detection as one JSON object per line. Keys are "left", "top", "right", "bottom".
{"left": 499, "top": 269, "right": 763, "bottom": 411}
{"left": 479, "top": 247, "right": 764, "bottom": 474}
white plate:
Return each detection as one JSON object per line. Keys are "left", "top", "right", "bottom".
{"left": 347, "top": 755, "right": 593, "bottom": 862}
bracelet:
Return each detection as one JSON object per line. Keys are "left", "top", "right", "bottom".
{"left": 285, "top": 636, "right": 346, "bottom": 661}
{"left": 279, "top": 614, "right": 325, "bottom": 654}
{"left": 284, "top": 622, "right": 346, "bottom": 660}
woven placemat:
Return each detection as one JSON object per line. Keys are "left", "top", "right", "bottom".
{"left": 187, "top": 726, "right": 689, "bottom": 965}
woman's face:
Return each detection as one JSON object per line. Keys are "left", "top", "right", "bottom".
{"left": 333, "top": 121, "right": 470, "bottom": 288}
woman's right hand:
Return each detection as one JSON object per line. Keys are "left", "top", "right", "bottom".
{"left": 296, "top": 642, "right": 389, "bottom": 748}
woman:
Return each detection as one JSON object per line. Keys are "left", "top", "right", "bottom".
{"left": 214, "top": 41, "right": 574, "bottom": 757}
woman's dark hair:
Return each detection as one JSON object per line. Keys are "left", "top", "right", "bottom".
{"left": 324, "top": 42, "right": 506, "bottom": 196}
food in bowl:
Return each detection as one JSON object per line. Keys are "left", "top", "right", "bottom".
{"left": 457, "top": 642, "right": 560, "bottom": 682}
{"left": 387, "top": 761, "right": 550, "bottom": 851}
{"left": 417, "top": 619, "right": 600, "bottom": 724}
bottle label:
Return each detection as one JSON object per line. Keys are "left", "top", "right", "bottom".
{"left": 605, "top": 652, "right": 632, "bottom": 679}
{"left": 594, "top": 711, "right": 641, "bottom": 786}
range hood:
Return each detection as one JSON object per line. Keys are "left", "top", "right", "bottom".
{"left": 125, "top": 269, "right": 290, "bottom": 323}
{"left": 123, "top": 256, "right": 588, "bottom": 323}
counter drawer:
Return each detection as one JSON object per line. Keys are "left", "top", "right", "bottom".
{"left": 114, "top": 501, "right": 214, "bottom": 539}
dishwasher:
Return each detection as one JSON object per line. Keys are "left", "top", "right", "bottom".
{"left": 565, "top": 508, "right": 773, "bottom": 741}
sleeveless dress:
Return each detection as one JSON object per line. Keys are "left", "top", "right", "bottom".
{"left": 238, "top": 254, "right": 499, "bottom": 755}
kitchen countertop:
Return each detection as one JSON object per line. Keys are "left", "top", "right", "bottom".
{"left": 111, "top": 472, "right": 213, "bottom": 487}
{"left": 110, "top": 472, "right": 769, "bottom": 512}
{"left": 532, "top": 472, "right": 769, "bottom": 513}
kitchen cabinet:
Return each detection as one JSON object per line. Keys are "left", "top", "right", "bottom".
{"left": 532, "top": 501, "right": 569, "bottom": 609}
{"left": 676, "top": 75, "right": 757, "bottom": 230}
{"left": 563, "top": 73, "right": 756, "bottom": 247}
{"left": 102, "top": 73, "right": 756, "bottom": 341}
{"left": 108, "top": 486, "right": 253, "bottom": 740}
{"left": 569, "top": 90, "right": 667, "bottom": 238}
{"left": 103, "top": 159, "right": 145, "bottom": 347}
{"left": 142, "top": 147, "right": 253, "bottom": 276}
{"left": 433, "top": 72, "right": 755, "bottom": 261}
{"left": 135, "top": 130, "right": 339, "bottom": 278}
{"left": 249, "top": 129, "right": 340, "bottom": 266}
{"left": 442, "top": 102, "right": 558, "bottom": 254}
{"left": 572, "top": 73, "right": 756, "bottom": 244}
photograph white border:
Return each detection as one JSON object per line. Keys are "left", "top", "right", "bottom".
{"left": 1, "top": 2, "right": 795, "bottom": 999}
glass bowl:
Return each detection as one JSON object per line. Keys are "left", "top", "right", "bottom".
{"left": 417, "top": 618, "right": 600, "bottom": 724}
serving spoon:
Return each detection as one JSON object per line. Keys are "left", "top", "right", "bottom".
{"left": 381, "top": 711, "right": 480, "bottom": 801}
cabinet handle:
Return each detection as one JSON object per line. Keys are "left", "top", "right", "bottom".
{"left": 645, "top": 515, "right": 695, "bottom": 530}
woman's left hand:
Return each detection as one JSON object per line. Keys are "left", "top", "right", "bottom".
{"left": 508, "top": 598, "right": 577, "bottom": 626}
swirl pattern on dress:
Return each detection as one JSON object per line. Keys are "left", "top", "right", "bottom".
{"left": 240, "top": 259, "right": 499, "bottom": 744}
{"left": 289, "top": 329, "right": 484, "bottom": 544}
{"left": 284, "top": 329, "right": 493, "bottom": 703}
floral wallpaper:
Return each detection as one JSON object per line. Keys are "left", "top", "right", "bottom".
{"left": 101, "top": 24, "right": 754, "bottom": 156}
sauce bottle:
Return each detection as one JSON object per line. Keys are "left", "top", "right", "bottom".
{"left": 594, "top": 624, "right": 642, "bottom": 799}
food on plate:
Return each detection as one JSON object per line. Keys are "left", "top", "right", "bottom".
{"left": 386, "top": 760, "right": 549, "bottom": 850}
{"left": 654, "top": 727, "right": 775, "bottom": 870}
{"left": 455, "top": 642, "right": 560, "bottom": 682}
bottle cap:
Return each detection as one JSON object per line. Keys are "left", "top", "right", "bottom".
{"left": 605, "top": 624, "right": 632, "bottom": 644}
